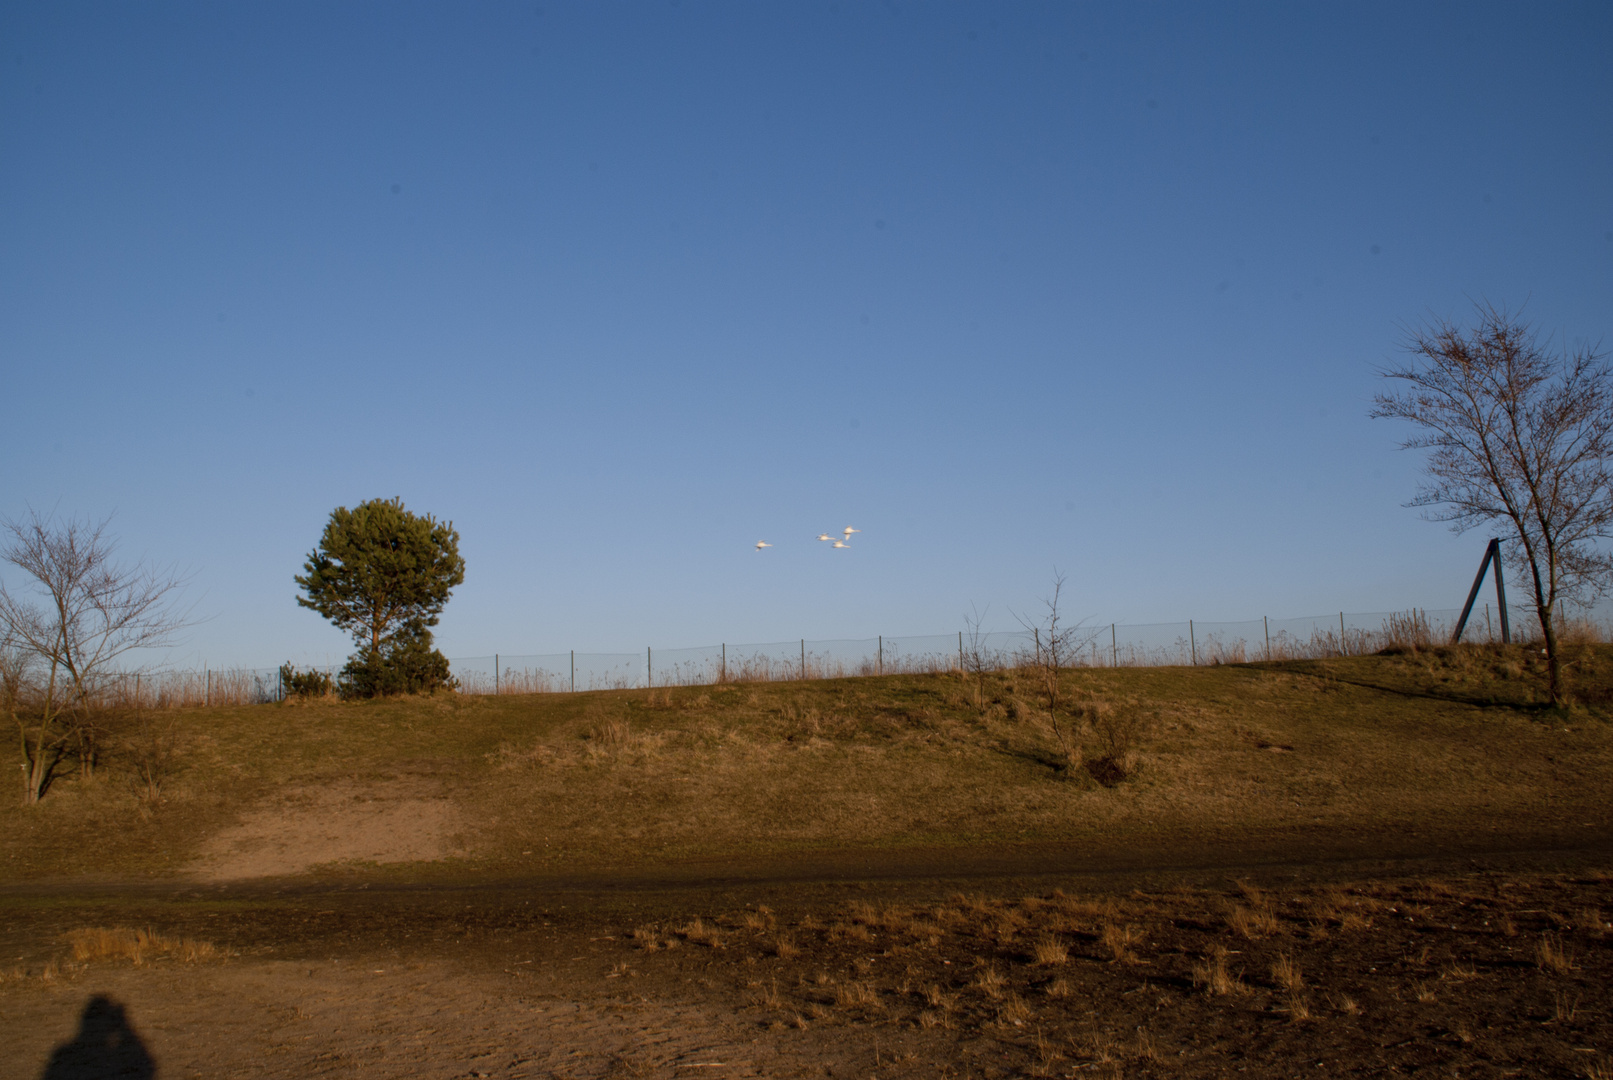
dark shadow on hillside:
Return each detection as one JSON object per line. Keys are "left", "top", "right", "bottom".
{"left": 39, "top": 996, "right": 155, "bottom": 1080}
{"left": 1268, "top": 660, "right": 1561, "bottom": 715}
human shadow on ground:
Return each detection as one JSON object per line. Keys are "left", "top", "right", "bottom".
{"left": 38, "top": 995, "right": 155, "bottom": 1080}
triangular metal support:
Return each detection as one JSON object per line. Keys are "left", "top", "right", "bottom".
{"left": 1451, "top": 538, "right": 1511, "bottom": 644}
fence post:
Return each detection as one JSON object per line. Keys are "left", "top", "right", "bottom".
{"left": 1188, "top": 622, "right": 1197, "bottom": 666}
{"left": 1485, "top": 603, "right": 1492, "bottom": 643}
{"left": 800, "top": 639, "right": 805, "bottom": 680}
{"left": 878, "top": 636, "right": 882, "bottom": 675}
{"left": 721, "top": 643, "right": 726, "bottom": 683}
{"left": 495, "top": 653, "right": 500, "bottom": 695}
{"left": 570, "top": 650, "right": 575, "bottom": 693}
{"left": 647, "top": 647, "right": 652, "bottom": 688}
{"left": 1264, "top": 616, "right": 1270, "bottom": 662}
{"left": 1111, "top": 623, "right": 1117, "bottom": 668}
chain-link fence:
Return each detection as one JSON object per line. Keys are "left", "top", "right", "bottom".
{"left": 76, "top": 601, "right": 1606, "bottom": 706}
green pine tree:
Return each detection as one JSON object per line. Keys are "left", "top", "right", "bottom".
{"left": 295, "top": 498, "right": 465, "bottom": 697}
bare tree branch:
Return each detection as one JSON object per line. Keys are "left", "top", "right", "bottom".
{"left": 0, "top": 511, "right": 193, "bottom": 802}
{"left": 1371, "top": 304, "right": 1613, "bottom": 705}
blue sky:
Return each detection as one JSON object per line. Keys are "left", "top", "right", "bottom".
{"left": 3, "top": 2, "right": 1610, "bottom": 667}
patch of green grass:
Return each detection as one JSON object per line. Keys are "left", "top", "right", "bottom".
{"left": 3, "top": 648, "right": 1611, "bottom": 882}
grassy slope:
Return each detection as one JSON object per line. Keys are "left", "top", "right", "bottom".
{"left": 4, "top": 646, "right": 1612, "bottom": 883}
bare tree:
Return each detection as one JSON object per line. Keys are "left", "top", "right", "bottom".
{"left": 1372, "top": 305, "right": 1613, "bottom": 706}
{"left": 961, "top": 603, "right": 997, "bottom": 713}
{"left": 0, "top": 511, "right": 192, "bottom": 802}
{"left": 1015, "top": 573, "right": 1093, "bottom": 771}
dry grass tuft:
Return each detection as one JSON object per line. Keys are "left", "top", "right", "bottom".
{"left": 1227, "top": 902, "right": 1280, "bottom": 939}
{"left": 1031, "top": 935, "right": 1069, "bottom": 965}
{"left": 1414, "top": 980, "right": 1436, "bottom": 1003}
{"left": 67, "top": 927, "right": 216, "bottom": 965}
{"left": 1331, "top": 993, "right": 1360, "bottom": 1015}
{"left": 1536, "top": 932, "right": 1575, "bottom": 974}
{"left": 833, "top": 980, "right": 880, "bottom": 1010}
{"left": 1191, "top": 945, "right": 1242, "bottom": 996}
{"left": 772, "top": 935, "right": 800, "bottom": 960}
{"left": 1100, "top": 923, "right": 1144, "bottom": 964}
{"left": 1043, "top": 977, "right": 1070, "bottom": 999}
{"left": 973, "top": 963, "right": 1006, "bottom": 999}
{"left": 1576, "top": 906, "right": 1607, "bottom": 937}
{"left": 1269, "top": 952, "right": 1303, "bottom": 993}
{"left": 996, "top": 992, "right": 1033, "bottom": 1025}
{"left": 678, "top": 918, "right": 723, "bottom": 949}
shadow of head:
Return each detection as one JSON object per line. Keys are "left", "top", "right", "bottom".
{"left": 40, "top": 995, "right": 155, "bottom": 1080}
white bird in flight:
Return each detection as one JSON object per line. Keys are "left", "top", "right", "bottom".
{"left": 816, "top": 533, "right": 833, "bottom": 542}
{"left": 842, "top": 527, "right": 860, "bottom": 539}
{"left": 833, "top": 540, "right": 849, "bottom": 548}
{"left": 755, "top": 541, "right": 772, "bottom": 551}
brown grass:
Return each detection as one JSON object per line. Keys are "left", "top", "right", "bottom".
{"left": 1100, "top": 923, "right": 1144, "bottom": 964}
{"left": 1031, "top": 935, "right": 1069, "bottom": 965}
{"left": 1192, "top": 945, "right": 1243, "bottom": 996}
{"left": 66, "top": 927, "right": 216, "bottom": 964}
{"left": 1536, "top": 932, "right": 1575, "bottom": 974}
{"left": 1228, "top": 901, "right": 1280, "bottom": 938}
{"left": 7, "top": 649, "right": 1613, "bottom": 884}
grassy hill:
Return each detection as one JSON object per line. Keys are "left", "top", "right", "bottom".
{"left": 4, "top": 645, "right": 1611, "bottom": 884}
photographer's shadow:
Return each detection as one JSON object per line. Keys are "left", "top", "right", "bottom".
{"left": 39, "top": 996, "right": 155, "bottom": 1080}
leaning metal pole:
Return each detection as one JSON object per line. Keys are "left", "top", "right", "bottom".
{"left": 1452, "top": 538, "right": 1511, "bottom": 644}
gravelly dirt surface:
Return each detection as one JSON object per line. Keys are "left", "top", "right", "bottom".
{"left": 4, "top": 850, "right": 1612, "bottom": 1079}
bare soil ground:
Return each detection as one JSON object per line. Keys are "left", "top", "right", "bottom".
{"left": 3, "top": 855, "right": 1611, "bottom": 1079}
{"left": 190, "top": 777, "right": 471, "bottom": 881}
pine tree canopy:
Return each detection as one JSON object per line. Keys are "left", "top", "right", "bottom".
{"left": 295, "top": 498, "right": 465, "bottom": 656}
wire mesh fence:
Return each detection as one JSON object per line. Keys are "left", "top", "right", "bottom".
{"left": 36, "top": 601, "right": 1607, "bottom": 708}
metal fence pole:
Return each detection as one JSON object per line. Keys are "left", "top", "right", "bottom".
{"left": 878, "top": 635, "right": 883, "bottom": 674}
{"left": 1188, "top": 622, "right": 1196, "bottom": 666}
{"left": 647, "top": 647, "right": 652, "bottom": 688}
{"left": 1111, "top": 623, "right": 1117, "bottom": 668}
{"left": 1340, "top": 612, "right": 1347, "bottom": 656}
{"left": 495, "top": 653, "right": 500, "bottom": 695}
{"left": 721, "top": 643, "right": 726, "bottom": 683}
{"left": 800, "top": 639, "right": 805, "bottom": 680}
{"left": 1264, "top": 616, "right": 1270, "bottom": 662}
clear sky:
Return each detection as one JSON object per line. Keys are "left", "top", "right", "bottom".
{"left": 3, "top": 2, "right": 1611, "bottom": 668}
